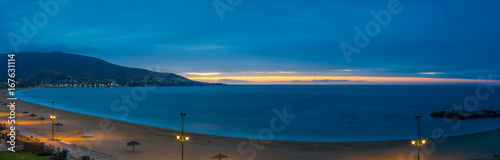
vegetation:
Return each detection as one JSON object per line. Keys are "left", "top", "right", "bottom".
{"left": 0, "top": 151, "right": 49, "bottom": 160}
{"left": 56, "top": 148, "right": 69, "bottom": 160}
{"left": 36, "top": 151, "right": 52, "bottom": 156}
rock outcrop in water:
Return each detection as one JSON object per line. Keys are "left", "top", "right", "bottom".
{"left": 430, "top": 110, "right": 500, "bottom": 119}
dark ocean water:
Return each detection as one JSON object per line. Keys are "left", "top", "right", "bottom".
{"left": 15, "top": 85, "right": 500, "bottom": 141}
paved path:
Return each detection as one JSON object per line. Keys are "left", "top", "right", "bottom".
{"left": 0, "top": 144, "right": 8, "bottom": 152}
{"left": 1, "top": 118, "right": 118, "bottom": 160}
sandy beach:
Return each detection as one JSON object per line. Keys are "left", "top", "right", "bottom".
{"left": 1, "top": 89, "right": 499, "bottom": 160}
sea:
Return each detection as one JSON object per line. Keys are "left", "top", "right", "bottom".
{"left": 14, "top": 85, "right": 500, "bottom": 142}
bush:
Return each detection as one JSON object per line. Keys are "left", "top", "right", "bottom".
{"left": 36, "top": 151, "right": 52, "bottom": 156}
{"left": 53, "top": 148, "right": 70, "bottom": 160}
{"left": 81, "top": 155, "right": 91, "bottom": 160}
{"left": 61, "top": 148, "right": 69, "bottom": 157}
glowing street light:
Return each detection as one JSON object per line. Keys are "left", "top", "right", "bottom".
{"left": 411, "top": 115, "right": 425, "bottom": 160}
{"left": 177, "top": 113, "right": 189, "bottom": 160}
{"left": 177, "top": 135, "right": 189, "bottom": 141}
{"left": 411, "top": 139, "right": 426, "bottom": 145}
{"left": 50, "top": 101, "right": 56, "bottom": 140}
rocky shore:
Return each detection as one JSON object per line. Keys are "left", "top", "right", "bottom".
{"left": 430, "top": 110, "right": 500, "bottom": 119}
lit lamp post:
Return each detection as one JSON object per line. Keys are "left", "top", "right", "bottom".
{"left": 50, "top": 101, "right": 56, "bottom": 139}
{"left": 411, "top": 115, "right": 425, "bottom": 160}
{"left": 176, "top": 113, "right": 189, "bottom": 160}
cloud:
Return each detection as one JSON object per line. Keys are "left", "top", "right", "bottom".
{"left": 215, "top": 78, "right": 366, "bottom": 84}
{"left": 287, "top": 79, "right": 366, "bottom": 83}
{"left": 217, "top": 79, "right": 254, "bottom": 84}
{"left": 1, "top": 0, "right": 499, "bottom": 81}
{"left": 334, "top": 69, "right": 359, "bottom": 72}
{"left": 418, "top": 72, "right": 444, "bottom": 75}
{"left": 252, "top": 71, "right": 296, "bottom": 74}
{"left": 186, "top": 72, "right": 222, "bottom": 76}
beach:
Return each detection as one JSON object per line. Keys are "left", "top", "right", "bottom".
{"left": 1, "top": 89, "right": 499, "bottom": 160}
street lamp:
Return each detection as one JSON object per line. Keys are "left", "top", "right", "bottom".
{"left": 50, "top": 101, "right": 56, "bottom": 140}
{"left": 411, "top": 115, "right": 425, "bottom": 160}
{"left": 176, "top": 113, "right": 189, "bottom": 160}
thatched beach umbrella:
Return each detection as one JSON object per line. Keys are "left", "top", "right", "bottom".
{"left": 211, "top": 153, "right": 228, "bottom": 160}
{"left": 29, "top": 113, "right": 37, "bottom": 119}
{"left": 53, "top": 122, "right": 63, "bottom": 130}
{"left": 74, "top": 129, "right": 83, "bottom": 138}
{"left": 38, "top": 117, "right": 46, "bottom": 124}
{"left": 127, "top": 141, "right": 141, "bottom": 152}
{"left": 22, "top": 111, "right": 29, "bottom": 116}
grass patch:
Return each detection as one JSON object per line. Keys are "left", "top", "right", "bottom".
{"left": 0, "top": 151, "right": 49, "bottom": 160}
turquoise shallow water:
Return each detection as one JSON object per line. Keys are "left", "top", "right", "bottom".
{"left": 14, "top": 85, "right": 500, "bottom": 141}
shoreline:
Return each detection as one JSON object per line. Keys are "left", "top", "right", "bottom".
{"left": 2, "top": 88, "right": 500, "bottom": 159}
{"left": 12, "top": 87, "right": 500, "bottom": 143}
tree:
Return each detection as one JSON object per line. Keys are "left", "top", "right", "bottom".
{"left": 38, "top": 117, "right": 46, "bottom": 124}
{"left": 127, "top": 141, "right": 140, "bottom": 152}
{"left": 29, "top": 113, "right": 37, "bottom": 120}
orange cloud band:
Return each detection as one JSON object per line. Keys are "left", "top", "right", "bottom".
{"left": 187, "top": 76, "right": 500, "bottom": 84}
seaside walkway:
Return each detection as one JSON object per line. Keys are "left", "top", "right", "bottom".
{"left": 1, "top": 118, "right": 118, "bottom": 160}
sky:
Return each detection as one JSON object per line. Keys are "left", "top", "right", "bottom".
{"left": 1, "top": 0, "right": 500, "bottom": 84}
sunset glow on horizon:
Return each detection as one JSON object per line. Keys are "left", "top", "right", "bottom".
{"left": 186, "top": 76, "right": 500, "bottom": 84}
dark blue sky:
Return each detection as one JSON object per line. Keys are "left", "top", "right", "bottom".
{"left": 2, "top": 0, "right": 500, "bottom": 83}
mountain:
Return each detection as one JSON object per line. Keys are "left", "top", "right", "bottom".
{"left": 0, "top": 51, "right": 222, "bottom": 87}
